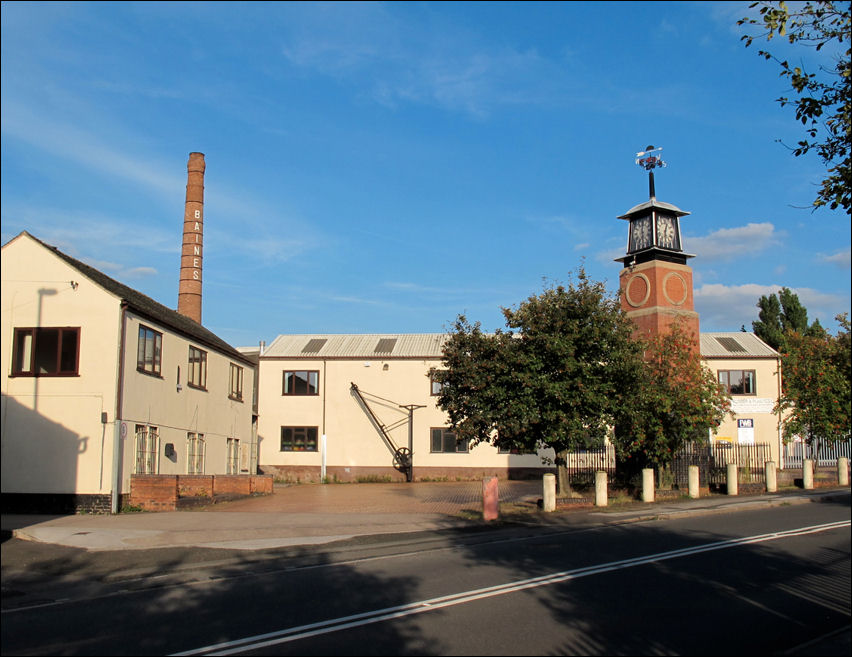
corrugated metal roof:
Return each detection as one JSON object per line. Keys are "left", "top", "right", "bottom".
{"left": 700, "top": 332, "right": 779, "bottom": 358}
{"left": 262, "top": 334, "right": 449, "bottom": 359}
{"left": 264, "top": 332, "right": 780, "bottom": 360}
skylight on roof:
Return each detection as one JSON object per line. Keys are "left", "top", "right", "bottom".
{"left": 374, "top": 338, "right": 397, "bottom": 354}
{"left": 301, "top": 338, "right": 328, "bottom": 354}
{"left": 716, "top": 337, "right": 747, "bottom": 353}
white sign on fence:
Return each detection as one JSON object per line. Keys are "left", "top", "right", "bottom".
{"left": 737, "top": 418, "right": 755, "bottom": 445}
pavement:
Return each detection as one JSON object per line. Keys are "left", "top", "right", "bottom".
{"left": 2, "top": 480, "right": 850, "bottom": 552}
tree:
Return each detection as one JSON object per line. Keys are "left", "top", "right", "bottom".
{"left": 752, "top": 286, "right": 823, "bottom": 351}
{"left": 776, "top": 313, "right": 851, "bottom": 456}
{"left": 613, "top": 323, "right": 731, "bottom": 479}
{"left": 738, "top": 1, "right": 851, "bottom": 212}
{"left": 435, "top": 270, "right": 642, "bottom": 494}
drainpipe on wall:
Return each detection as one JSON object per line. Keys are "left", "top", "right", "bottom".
{"left": 777, "top": 355, "right": 784, "bottom": 470}
{"left": 321, "top": 360, "right": 327, "bottom": 482}
{"left": 111, "top": 302, "right": 128, "bottom": 514}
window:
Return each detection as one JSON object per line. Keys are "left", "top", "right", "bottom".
{"left": 718, "top": 370, "right": 756, "bottom": 395}
{"left": 430, "top": 371, "right": 444, "bottom": 396}
{"left": 135, "top": 425, "right": 159, "bottom": 474}
{"left": 137, "top": 325, "right": 162, "bottom": 376}
{"left": 283, "top": 370, "right": 319, "bottom": 396}
{"left": 188, "top": 346, "right": 207, "bottom": 390}
{"left": 187, "top": 432, "right": 205, "bottom": 474}
{"left": 12, "top": 327, "right": 80, "bottom": 376}
{"left": 498, "top": 445, "right": 537, "bottom": 455}
{"left": 226, "top": 438, "right": 240, "bottom": 474}
{"left": 431, "top": 427, "right": 468, "bottom": 453}
{"left": 229, "top": 363, "right": 244, "bottom": 401}
{"left": 280, "top": 426, "right": 318, "bottom": 452}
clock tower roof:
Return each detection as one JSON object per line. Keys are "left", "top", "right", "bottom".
{"left": 617, "top": 198, "right": 690, "bottom": 221}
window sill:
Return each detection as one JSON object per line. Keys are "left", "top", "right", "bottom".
{"left": 136, "top": 368, "right": 164, "bottom": 379}
{"left": 187, "top": 383, "right": 208, "bottom": 392}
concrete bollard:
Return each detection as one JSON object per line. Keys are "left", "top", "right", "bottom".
{"left": 765, "top": 461, "right": 777, "bottom": 493}
{"left": 688, "top": 465, "right": 700, "bottom": 499}
{"left": 542, "top": 473, "right": 556, "bottom": 512}
{"left": 642, "top": 468, "right": 654, "bottom": 503}
{"left": 483, "top": 476, "right": 499, "bottom": 521}
{"left": 726, "top": 463, "right": 738, "bottom": 496}
{"left": 803, "top": 458, "right": 814, "bottom": 490}
{"left": 838, "top": 457, "right": 849, "bottom": 487}
{"left": 595, "top": 471, "right": 608, "bottom": 507}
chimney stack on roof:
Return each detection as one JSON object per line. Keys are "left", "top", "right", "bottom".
{"left": 178, "top": 152, "right": 205, "bottom": 323}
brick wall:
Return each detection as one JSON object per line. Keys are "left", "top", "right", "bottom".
{"left": 130, "top": 475, "right": 178, "bottom": 511}
{"left": 250, "top": 475, "right": 273, "bottom": 494}
{"left": 178, "top": 475, "right": 214, "bottom": 498}
{"left": 213, "top": 475, "right": 251, "bottom": 495}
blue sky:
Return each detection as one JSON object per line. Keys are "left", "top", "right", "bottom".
{"left": 2, "top": 1, "right": 849, "bottom": 348}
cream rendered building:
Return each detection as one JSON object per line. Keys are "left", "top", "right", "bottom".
{"left": 256, "top": 334, "right": 555, "bottom": 482}
{"left": 1, "top": 232, "right": 256, "bottom": 512}
{"left": 257, "top": 331, "right": 785, "bottom": 481}
{"left": 700, "top": 331, "right": 784, "bottom": 466}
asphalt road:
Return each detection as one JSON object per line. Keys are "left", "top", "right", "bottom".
{"left": 2, "top": 495, "right": 849, "bottom": 655}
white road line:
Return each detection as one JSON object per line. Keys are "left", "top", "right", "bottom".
{"left": 171, "top": 520, "right": 850, "bottom": 656}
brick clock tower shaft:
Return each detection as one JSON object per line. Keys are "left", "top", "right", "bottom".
{"left": 615, "top": 147, "right": 699, "bottom": 349}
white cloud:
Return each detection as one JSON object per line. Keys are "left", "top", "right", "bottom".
{"left": 696, "top": 282, "right": 850, "bottom": 333}
{"left": 685, "top": 222, "right": 780, "bottom": 261}
{"left": 818, "top": 247, "right": 851, "bottom": 268}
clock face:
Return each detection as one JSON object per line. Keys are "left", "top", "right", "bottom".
{"left": 656, "top": 215, "right": 678, "bottom": 250}
{"left": 630, "top": 216, "right": 652, "bottom": 251}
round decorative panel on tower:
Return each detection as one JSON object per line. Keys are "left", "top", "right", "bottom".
{"left": 625, "top": 273, "right": 651, "bottom": 308}
{"left": 662, "top": 272, "right": 688, "bottom": 306}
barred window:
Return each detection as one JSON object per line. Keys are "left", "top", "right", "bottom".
{"left": 187, "top": 432, "right": 205, "bottom": 474}
{"left": 135, "top": 425, "right": 159, "bottom": 474}
{"left": 227, "top": 438, "right": 240, "bottom": 474}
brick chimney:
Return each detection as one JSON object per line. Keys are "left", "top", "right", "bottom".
{"left": 178, "top": 152, "right": 205, "bottom": 323}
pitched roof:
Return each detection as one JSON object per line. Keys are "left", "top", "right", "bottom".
{"left": 700, "top": 332, "right": 780, "bottom": 358}
{"left": 13, "top": 232, "right": 252, "bottom": 365}
{"left": 262, "top": 334, "right": 448, "bottom": 359}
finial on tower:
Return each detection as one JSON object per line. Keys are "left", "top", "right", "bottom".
{"left": 635, "top": 145, "right": 666, "bottom": 199}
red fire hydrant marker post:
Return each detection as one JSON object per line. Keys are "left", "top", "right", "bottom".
{"left": 482, "top": 475, "right": 499, "bottom": 521}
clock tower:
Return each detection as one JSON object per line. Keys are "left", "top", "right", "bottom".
{"left": 615, "top": 147, "right": 699, "bottom": 349}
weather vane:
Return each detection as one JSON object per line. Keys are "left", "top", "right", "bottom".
{"left": 635, "top": 145, "right": 666, "bottom": 199}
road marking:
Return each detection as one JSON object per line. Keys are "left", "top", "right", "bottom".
{"left": 171, "top": 520, "right": 850, "bottom": 656}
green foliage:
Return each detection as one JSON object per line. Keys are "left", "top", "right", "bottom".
{"left": 777, "top": 313, "right": 852, "bottom": 453}
{"left": 436, "top": 269, "right": 731, "bottom": 487}
{"left": 739, "top": 1, "right": 851, "bottom": 211}
{"left": 752, "top": 287, "right": 824, "bottom": 351}
{"left": 436, "top": 270, "right": 643, "bottom": 466}
{"left": 613, "top": 323, "right": 732, "bottom": 470}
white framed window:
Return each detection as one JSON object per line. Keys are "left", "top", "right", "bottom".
{"left": 187, "top": 432, "right": 205, "bottom": 474}
{"left": 226, "top": 438, "right": 240, "bottom": 474}
{"left": 135, "top": 424, "right": 159, "bottom": 474}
